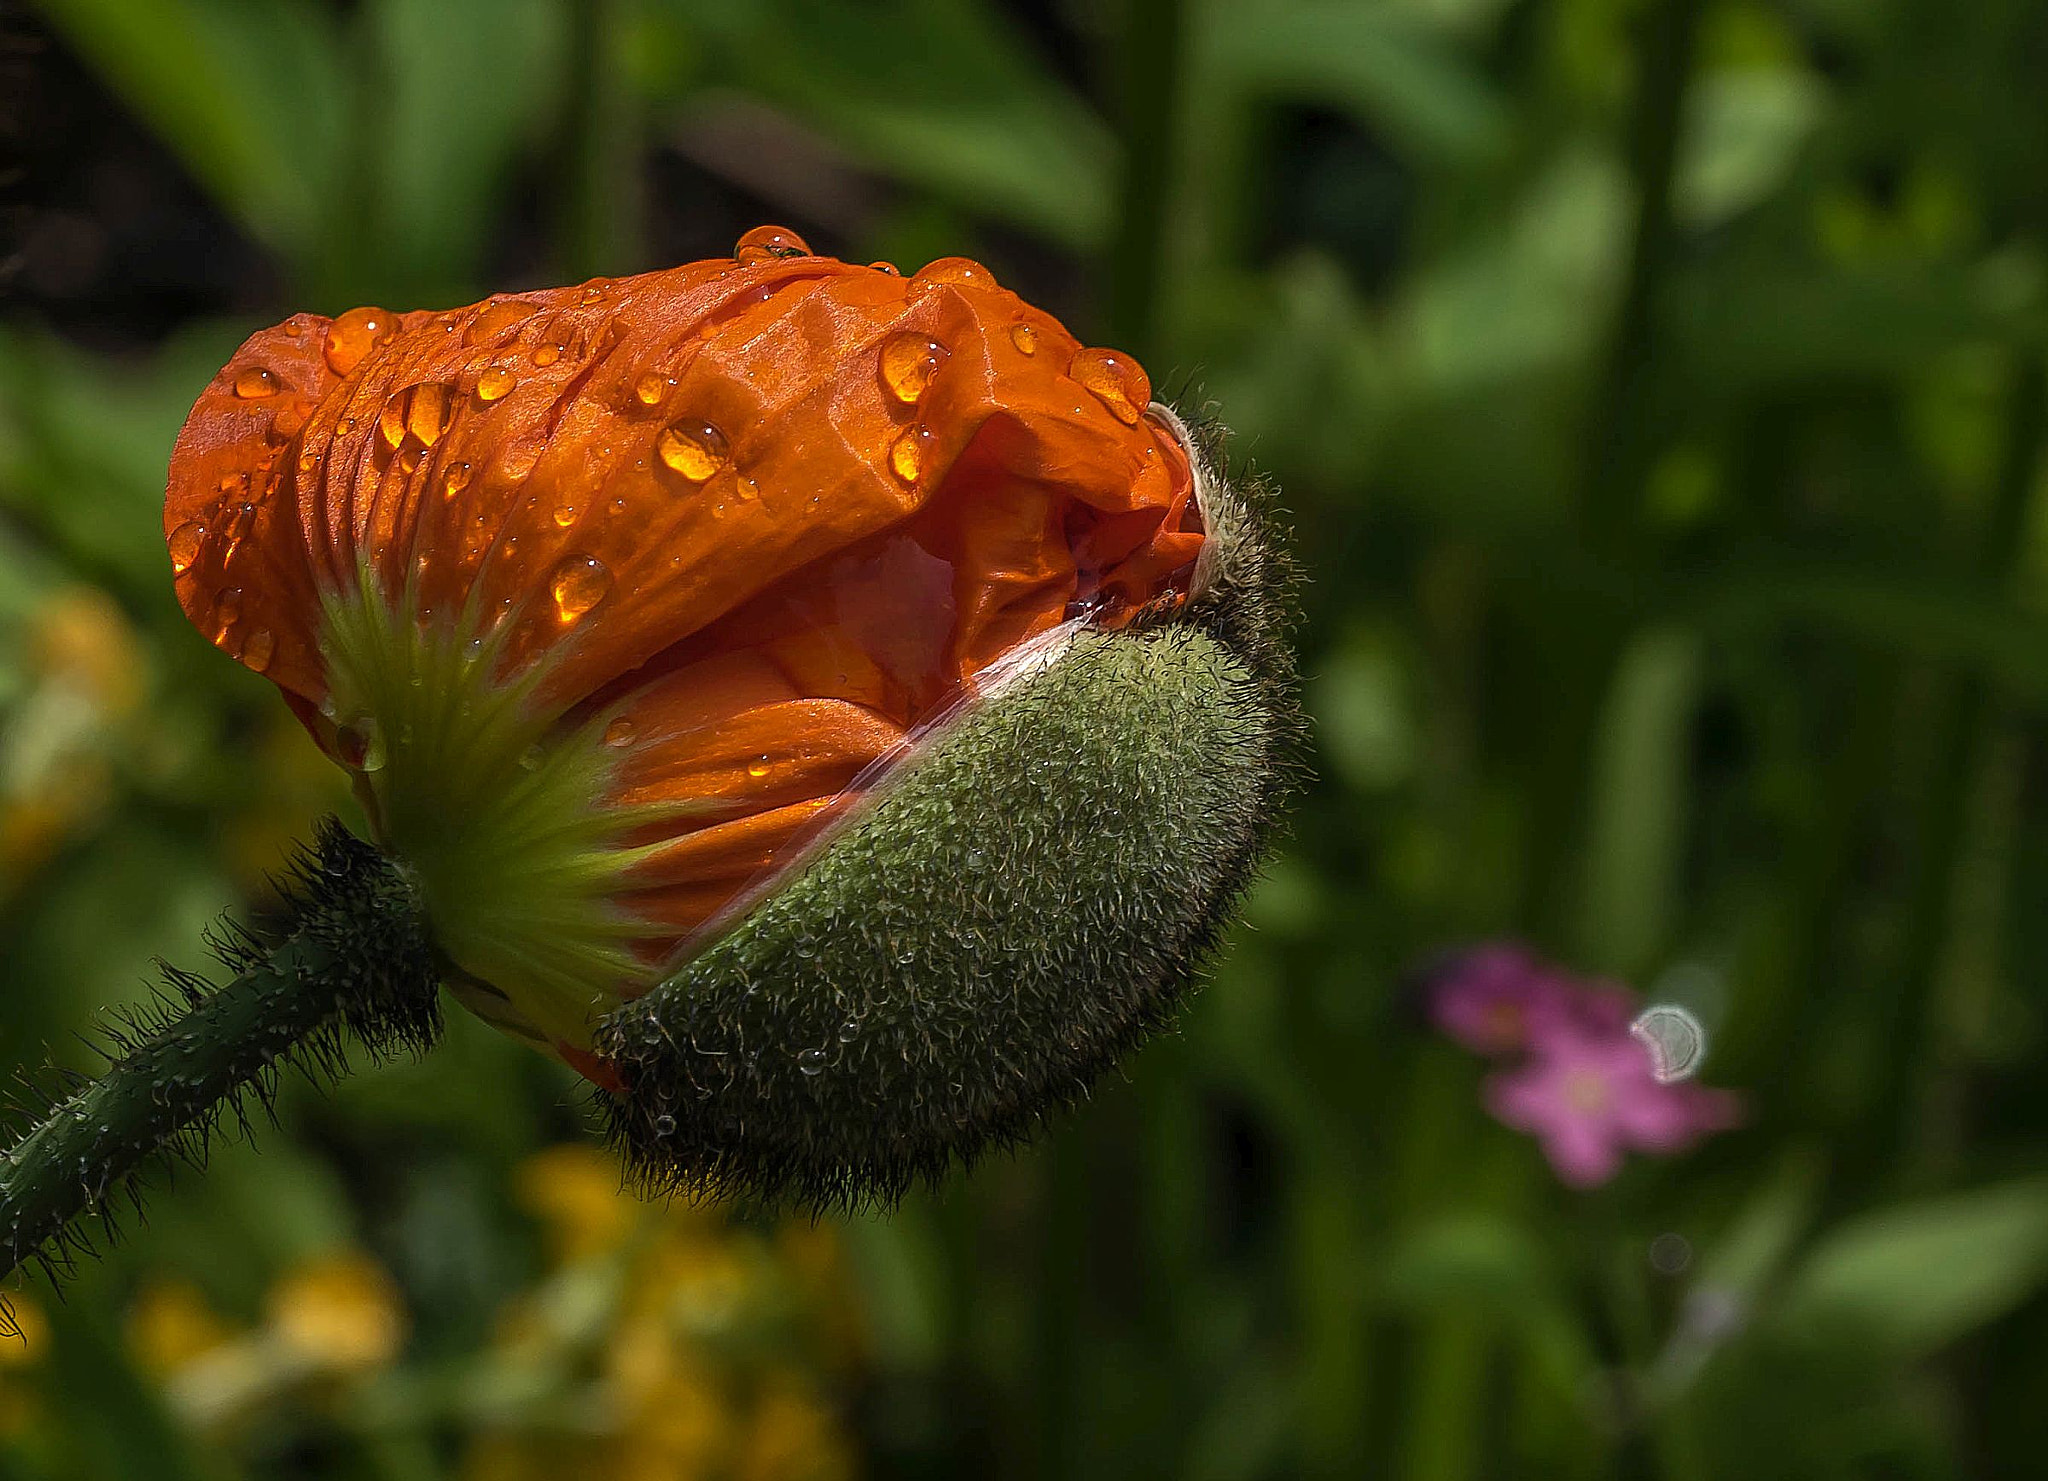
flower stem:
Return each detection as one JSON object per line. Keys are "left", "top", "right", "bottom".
{"left": 0, "top": 822, "right": 441, "bottom": 1283}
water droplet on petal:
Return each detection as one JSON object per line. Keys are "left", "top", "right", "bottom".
{"left": 272, "top": 397, "right": 312, "bottom": 437}
{"left": 733, "top": 224, "right": 811, "bottom": 262}
{"left": 324, "top": 307, "right": 395, "bottom": 376}
{"left": 242, "top": 628, "right": 275, "bottom": 672}
{"left": 1069, "top": 346, "right": 1150, "bottom": 425}
{"left": 603, "top": 718, "right": 635, "bottom": 747}
{"left": 889, "top": 425, "right": 933, "bottom": 484}
{"left": 213, "top": 587, "right": 243, "bottom": 633}
{"left": 878, "top": 332, "right": 948, "bottom": 404}
{"left": 552, "top": 504, "right": 578, "bottom": 529}
{"left": 233, "top": 366, "right": 278, "bottom": 399}
{"left": 378, "top": 397, "right": 407, "bottom": 449}
{"left": 169, "top": 521, "right": 205, "bottom": 576}
{"left": 868, "top": 260, "right": 899, "bottom": 275}
{"left": 550, "top": 554, "right": 612, "bottom": 622}
{"left": 466, "top": 298, "right": 538, "bottom": 343}
{"left": 634, "top": 371, "right": 674, "bottom": 407}
{"left": 1010, "top": 323, "right": 1038, "bottom": 356}
{"left": 797, "top": 1047, "right": 828, "bottom": 1076}
{"left": 441, "top": 460, "right": 473, "bottom": 499}
{"left": 406, "top": 382, "right": 452, "bottom": 445}
{"left": 476, "top": 366, "right": 516, "bottom": 402}
{"left": 657, "top": 419, "right": 730, "bottom": 483}
{"left": 533, "top": 342, "right": 563, "bottom": 367}
{"left": 746, "top": 754, "right": 771, "bottom": 779}
{"left": 338, "top": 716, "right": 387, "bottom": 772}
{"left": 911, "top": 256, "right": 995, "bottom": 292}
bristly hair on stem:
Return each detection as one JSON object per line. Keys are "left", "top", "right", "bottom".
{"left": 0, "top": 819, "right": 443, "bottom": 1316}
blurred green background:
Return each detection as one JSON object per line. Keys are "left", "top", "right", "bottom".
{"left": 3, "top": 0, "right": 2047, "bottom": 1475}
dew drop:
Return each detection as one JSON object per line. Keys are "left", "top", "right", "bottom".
{"left": 634, "top": 371, "right": 674, "bottom": 407}
{"left": 233, "top": 366, "right": 278, "bottom": 399}
{"left": 911, "top": 256, "right": 995, "bottom": 292}
{"left": 796, "top": 1047, "right": 828, "bottom": 1076}
{"left": 1069, "top": 346, "right": 1150, "bottom": 425}
{"left": 407, "top": 382, "right": 453, "bottom": 445}
{"left": 656, "top": 418, "right": 730, "bottom": 483}
{"left": 877, "top": 332, "right": 948, "bottom": 404}
{"left": 169, "top": 521, "right": 205, "bottom": 576}
{"left": 378, "top": 396, "right": 407, "bottom": 449}
{"left": 837, "top": 1019, "right": 860, "bottom": 1044}
{"left": 733, "top": 224, "right": 811, "bottom": 263}
{"left": 337, "top": 716, "right": 387, "bottom": 772}
{"left": 272, "top": 397, "right": 312, "bottom": 437}
{"left": 868, "top": 260, "right": 899, "bottom": 275}
{"left": 745, "top": 754, "right": 771, "bottom": 779}
{"left": 242, "top": 627, "right": 276, "bottom": 673}
{"left": 441, "top": 460, "right": 473, "bottom": 499}
{"left": 889, "top": 425, "right": 933, "bottom": 484}
{"left": 323, "top": 306, "right": 395, "bottom": 376}
{"left": 1010, "top": 323, "right": 1038, "bottom": 356}
{"left": 653, "top": 1113, "right": 677, "bottom": 1136}
{"left": 212, "top": 587, "right": 244, "bottom": 639}
{"left": 603, "top": 717, "right": 635, "bottom": 747}
{"left": 533, "top": 342, "right": 563, "bottom": 367}
{"left": 476, "top": 365, "right": 516, "bottom": 402}
{"left": 549, "top": 554, "right": 612, "bottom": 622}
{"left": 466, "top": 298, "right": 538, "bottom": 343}
{"left": 552, "top": 504, "right": 578, "bottom": 529}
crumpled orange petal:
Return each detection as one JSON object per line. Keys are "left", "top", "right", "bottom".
{"left": 166, "top": 232, "right": 1200, "bottom": 980}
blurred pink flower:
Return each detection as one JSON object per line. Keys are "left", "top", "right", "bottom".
{"left": 1484, "top": 1023, "right": 1741, "bottom": 1188}
{"left": 1428, "top": 945, "right": 1630, "bottom": 1054}
{"left": 1427, "top": 942, "right": 1741, "bottom": 1187}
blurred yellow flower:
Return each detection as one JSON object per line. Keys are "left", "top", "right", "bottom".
{"left": 465, "top": 1145, "right": 867, "bottom": 1479}
{"left": 517, "top": 1144, "right": 639, "bottom": 1264}
{"left": 125, "top": 1277, "right": 236, "bottom": 1374}
{"left": 0, "top": 585, "right": 146, "bottom": 889}
{"left": 267, "top": 1252, "right": 406, "bottom": 1372}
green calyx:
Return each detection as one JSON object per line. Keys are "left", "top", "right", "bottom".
{"left": 317, "top": 578, "right": 663, "bottom": 1052}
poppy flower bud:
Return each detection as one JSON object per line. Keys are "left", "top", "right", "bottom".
{"left": 165, "top": 230, "right": 1296, "bottom": 1203}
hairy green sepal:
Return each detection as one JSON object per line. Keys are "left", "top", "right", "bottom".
{"left": 599, "top": 621, "right": 1284, "bottom": 1208}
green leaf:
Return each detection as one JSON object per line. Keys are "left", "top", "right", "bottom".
{"left": 655, "top": 0, "right": 1113, "bottom": 247}
{"left": 364, "top": 0, "right": 565, "bottom": 296}
{"left": 1206, "top": 0, "right": 1509, "bottom": 164}
{"left": 1676, "top": 68, "right": 1827, "bottom": 228}
{"left": 1776, "top": 1177, "right": 2048, "bottom": 1359}
{"left": 32, "top": 0, "right": 348, "bottom": 261}
{"left": 1576, "top": 625, "right": 1701, "bottom": 975}
{"left": 1196, "top": 0, "right": 1507, "bottom": 164}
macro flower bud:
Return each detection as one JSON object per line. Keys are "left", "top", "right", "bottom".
{"left": 165, "top": 229, "right": 1296, "bottom": 1202}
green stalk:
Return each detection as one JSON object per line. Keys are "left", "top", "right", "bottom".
{"left": 1871, "top": 351, "right": 2046, "bottom": 1185}
{"left": 1529, "top": 0, "right": 1706, "bottom": 942}
{"left": 0, "top": 823, "right": 441, "bottom": 1283}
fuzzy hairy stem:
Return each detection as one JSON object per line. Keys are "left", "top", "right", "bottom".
{"left": 0, "top": 821, "right": 442, "bottom": 1284}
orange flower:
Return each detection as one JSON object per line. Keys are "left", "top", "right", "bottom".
{"left": 165, "top": 229, "right": 1202, "bottom": 1078}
